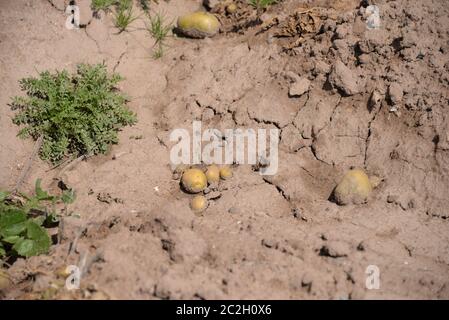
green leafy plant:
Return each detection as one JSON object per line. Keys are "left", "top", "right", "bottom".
{"left": 91, "top": 0, "right": 117, "bottom": 12}
{"left": 114, "top": 0, "right": 139, "bottom": 33}
{"left": 248, "top": 0, "right": 278, "bottom": 10}
{"left": 0, "top": 180, "right": 75, "bottom": 258}
{"left": 148, "top": 12, "right": 173, "bottom": 59}
{"left": 11, "top": 63, "right": 137, "bottom": 164}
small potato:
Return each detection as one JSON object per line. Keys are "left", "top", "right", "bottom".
{"left": 177, "top": 12, "right": 220, "bottom": 38}
{"left": 181, "top": 168, "right": 208, "bottom": 193}
{"left": 205, "top": 165, "right": 220, "bottom": 184}
{"left": 55, "top": 266, "right": 71, "bottom": 279}
{"left": 333, "top": 169, "right": 373, "bottom": 205}
{"left": 219, "top": 166, "right": 233, "bottom": 180}
{"left": 191, "top": 195, "right": 208, "bottom": 212}
{"left": 226, "top": 3, "right": 237, "bottom": 14}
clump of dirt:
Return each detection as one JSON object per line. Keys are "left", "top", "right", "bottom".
{"left": 1, "top": 0, "right": 449, "bottom": 300}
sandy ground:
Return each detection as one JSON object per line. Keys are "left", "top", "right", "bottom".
{"left": 1, "top": 0, "right": 449, "bottom": 299}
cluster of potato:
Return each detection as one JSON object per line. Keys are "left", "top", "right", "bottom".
{"left": 174, "top": 164, "right": 378, "bottom": 210}
{"left": 173, "top": 164, "right": 233, "bottom": 213}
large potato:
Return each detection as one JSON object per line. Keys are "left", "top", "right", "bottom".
{"left": 181, "top": 168, "right": 208, "bottom": 193}
{"left": 177, "top": 12, "right": 220, "bottom": 38}
{"left": 333, "top": 169, "right": 373, "bottom": 205}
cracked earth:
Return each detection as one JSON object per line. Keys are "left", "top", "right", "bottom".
{"left": 1, "top": 0, "right": 449, "bottom": 299}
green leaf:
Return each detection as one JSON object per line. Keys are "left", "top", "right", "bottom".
{"left": 13, "top": 239, "right": 34, "bottom": 257}
{"left": 32, "top": 216, "right": 46, "bottom": 226}
{"left": 22, "top": 197, "right": 43, "bottom": 214}
{"left": 61, "top": 189, "right": 76, "bottom": 204}
{"left": 0, "top": 179, "right": 75, "bottom": 259}
{"left": 12, "top": 221, "right": 51, "bottom": 257}
{"left": 0, "top": 222, "right": 27, "bottom": 238}
{"left": 0, "top": 209, "right": 27, "bottom": 229}
{"left": 34, "top": 179, "right": 54, "bottom": 201}
{"left": 2, "top": 235, "right": 24, "bottom": 244}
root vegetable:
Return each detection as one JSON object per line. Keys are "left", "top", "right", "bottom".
{"left": 333, "top": 169, "right": 372, "bottom": 205}
{"left": 55, "top": 266, "right": 71, "bottom": 278}
{"left": 181, "top": 168, "right": 208, "bottom": 193}
{"left": 177, "top": 12, "right": 220, "bottom": 38}
{"left": 226, "top": 3, "right": 237, "bottom": 14}
{"left": 206, "top": 165, "right": 220, "bottom": 184}
{"left": 219, "top": 166, "right": 233, "bottom": 180}
{"left": 191, "top": 195, "right": 208, "bottom": 212}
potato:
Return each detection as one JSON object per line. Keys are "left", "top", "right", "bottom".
{"left": 181, "top": 168, "right": 208, "bottom": 193}
{"left": 205, "top": 165, "right": 220, "bottom": 184}
{"left": 55, "top": 266, "right": 71, "bottom": 278}
{"left": 190, "top": 195, "right": 208, "bottom": 213}
{"left": 333, "top": 169, "right": 373, "bottom": 205}
{"left": 219, "top": 166, "right": 233, "bottom": 180}
{"left": 226, "top": 3, "right": 237, "bottom": 14}
{"left": 177, "top": 12, "right": 220, "bottom": 38}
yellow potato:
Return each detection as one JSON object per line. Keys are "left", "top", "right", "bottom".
{"left": 55, "top": 266, "right": 71, "bottom": 279}
{"left": 333, "top": 169, "right": 373, "bottom": 205}
{"left": 191, "top": 195, "right": 208, "bottom": 212}
{"left": 177, "top": 12, "right": 220, "bottom": 38}
{"left": 226, "top": 3, "right": 237, "bottom": 14}
{"left": 181, "top": 168, "right": 208, "bottom": 193}
{"left": 205, "top": 165, "right": 220, "bottom": 184}
{"left": 219, "top": 166, "right": 233, "bottom": 180}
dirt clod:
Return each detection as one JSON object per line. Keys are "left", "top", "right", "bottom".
{"left": 289, "top": 77, "right": 311, "bottom": 97}
{"left": 328, "top": 60, "right": 361, "bottom": 96}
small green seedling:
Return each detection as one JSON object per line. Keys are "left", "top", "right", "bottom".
{"left": 149, "top": 12, "right": 173, "bottom": 44}
{"left": 0, "top": 180, "right": 76, "bottom": 259}
{"left": 114, "top": 0, "right": 139, "bottom": 33}
{"left": 148, "top": 12, "right": 173, "bottom": 59}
